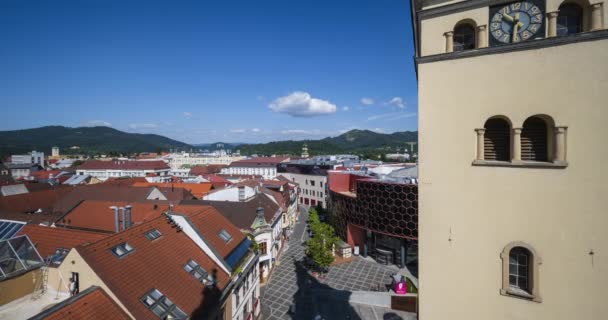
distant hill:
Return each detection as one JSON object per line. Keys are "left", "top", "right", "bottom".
{"left": 238, "top": 130, "right": 418, "bottom": 157}
{"left": 0, "top": 126, "right": 192, "bottom": 156}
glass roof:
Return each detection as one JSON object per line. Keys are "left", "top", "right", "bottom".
{"left": 0, "top": 235, "right": 44, "bottom": 281}
{"left": 224, "top": 237, "right": 252, "bottom": 269}
{"left": 0, "top": 220, "right": 26, "bottom": 240}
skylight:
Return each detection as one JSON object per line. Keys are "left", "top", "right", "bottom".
{"left": 48, "top": 247, "right": 70, "bottom": 266}
{"left": 183, "top": 259, "right": 214, "bottom": 285}
{"left": 141, "top": 288, "right": 187, "bottom": 320}
{"left": 110, "top": 242, "right": 134, "bottom": 258}
{"left": 0, "top": 220, "right": 26, "bottom": 240}
{"left": 0, "top": 235, "right": 44, "bottom": 280}
{"left": 144, "top": 229, "right": 162, "bottom": 241}
{"left": 218, "top": 229, "right": 232, "bottom": 243}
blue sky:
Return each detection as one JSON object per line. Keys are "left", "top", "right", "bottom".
{"left": 0, "top": 0, "right": 417, "bottom": 144}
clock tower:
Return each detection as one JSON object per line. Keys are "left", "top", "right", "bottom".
{"left": 410, "top": 0, "right": 607, "bottom": 319}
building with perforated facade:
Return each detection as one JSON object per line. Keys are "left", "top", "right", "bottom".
{"left": 327, "top": 171, "right": 418, "bottom": 270}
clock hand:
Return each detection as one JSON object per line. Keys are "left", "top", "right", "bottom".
{"left": 512, "top": 21, "right": 523, "bottom": 41}
{"left": 502, "top": 12, "right": 515, "bottom": 22}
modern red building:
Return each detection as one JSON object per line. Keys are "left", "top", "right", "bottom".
{"left": 327, "top": 170, "right": 418, "bottom": 270}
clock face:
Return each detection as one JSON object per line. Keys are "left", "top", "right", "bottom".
{"left": 489, "top": 1, "right": 545, "bottom": 45}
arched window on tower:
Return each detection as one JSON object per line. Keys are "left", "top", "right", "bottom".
{"left": 453, "top": 23, "right": 476, "bottom": 51}
{"left": 509, "top": 247, "right": 532, "bottom": 293}
{"left": 521, "top": 116, "right": 548, "bottom": 161}
{"left": 484, "top": 117, "right": 511, "bottom": 161}
{"left": 501, "top": 242, "right": 542, "bottom": 302}
{"left": 557, "top": 3, "right": 584, "bottom": 36}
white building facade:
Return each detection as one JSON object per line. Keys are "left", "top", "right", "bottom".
{"left": 75, "top": 160, "right": 171, "bottom": 182}
{"left": 11, "top": 151, "right": 45, "bottom": 167}
{"left": 168, "top": 152, "right": 244, "bottom": 170}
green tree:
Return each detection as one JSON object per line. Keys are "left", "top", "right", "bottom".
{"left": 305, "top": 209, "right": 340, "bottom": 272}
{"left": 70, "top": 160, "right": 84, "bottom": 168}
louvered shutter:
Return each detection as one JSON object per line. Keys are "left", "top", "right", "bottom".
{"left": 484, "top": 119, "right": 510, "bottom": 161}
{"left": 521, "top": 117, "right": 548, "bottom": 161}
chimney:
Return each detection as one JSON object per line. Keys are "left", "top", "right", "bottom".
{"left": 110, "top": 206, "right": 119, "bottom": 233}
{"left": 125, "top": 205, "right": 132, "bottom": 228}
{"left": 120, "top": 207, "right": 127, "bottom": 231}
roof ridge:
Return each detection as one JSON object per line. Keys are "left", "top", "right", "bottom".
{"left": 27, "top": 286, "right": 101, "bottom": 320}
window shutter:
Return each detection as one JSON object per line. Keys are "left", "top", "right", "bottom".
{"left": 484, "top": 118, "right": 510, "bottom": 161}
{"left": 521, "top": 117, "right": 548, "bottom": 161}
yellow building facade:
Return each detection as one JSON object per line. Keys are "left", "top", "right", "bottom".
{"left": 412, "top": 0, "right": 607, "bottom": 319}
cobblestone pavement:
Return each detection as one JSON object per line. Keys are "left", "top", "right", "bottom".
{"left": 260, "top": 207, "right": 416, "bottom": 320}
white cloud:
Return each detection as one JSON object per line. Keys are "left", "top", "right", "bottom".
{"left": 367, "top": 112, "right": 417, "bottom": 121}
{"left": 129, "top": 123, "right": 158, "bottom": 130}
{"left": 360, "top": 97, "right": 374, "bottom": 105}
{"left": 83, "top": 120, "right": 112, "bottom": 127}
{"left": 183, "top": 112, "right": 192, "bottom": 118}
{"left": 251, "top": 128, "right": 261, "bottom": 133}
{"left": 342, "top": 106, "right": 350, "bottom": 111}
{"left": 385, "top": 97, "right": 406, "bottom": 109}
{"left": 230, "top": 129, "right": 247, "bottom": 133}
{"left": 269, "top": 91, "right": 337, "bottom": 117}
{"left": 372, "top": 128, "right": 386, "bottom": 133}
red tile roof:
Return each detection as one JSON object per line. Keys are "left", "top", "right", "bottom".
{"left": 57, "top": 200, "right": 168, "bottom": 233}
{"left": 77, "top": 160, "right": 169, "bottom": 171}
{"left": 229, "top": 157, "right": 289, "bottom": 168}
{"left": 101, "top": 177, "right": 148, "bottom": 186}
{"left": 132, "top": 182, "right": 213, "bottom": 199}
{"left": 29, "top": 170, "right": 63, "bottom": 179}
{"left": 76, "top": 208, "right": 236, "bottom": 319}
{"left": 16, "top": 224, "right": 108, "bottom": 258}
{"left": 30, "top": 286, "right": 130, "bottom": 320}
{"left": 201, "top": 174, "right": 232, "bottom": 189}
{"left": 52, "top": 185, "right": 194, "bottom": 215}
{"left": 171, "top": 204, "right": 246, "bottom": 258}
{"left": 0, "top": 187, "right": 74, "bottom": 223}
{"left": 182, "top": 194, "right": 282, "bottom": 231}
{"left": 190, "top": 165, "right": 228, "bottom": 175}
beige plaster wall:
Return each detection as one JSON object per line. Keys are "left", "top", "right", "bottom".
{"left": 0, "top": 270, "right": 39, "bottom": 305}
{"left": 417, "top": 39, "right": 608, "bottom": 319}
{"left": 419, "top": 0, "right": 607, "bottom": 56}
{"left": 57, "top": 249, "right": 136, "bottom": 319}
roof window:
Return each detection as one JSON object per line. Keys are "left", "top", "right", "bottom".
{"left": 144, "top": 229, "right": 162, "bottom": 241}
{"left": 218, "top": 229, "right": 232, "bottom": 243}
{"left": 111, "top": 242, "right": 134, "bottom": 258}
{"left": 183, "top": 259, "right": 214, "bottom": 285}
{"left": 141, "top": 288, "right": 187, "bottom": 319}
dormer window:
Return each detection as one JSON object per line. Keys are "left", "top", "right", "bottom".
{"left": 218, "top": 229, "right": 232, "bottom": 243}
{"left": 141, "top": 288, "right": 187, "bottom": 319}
{"left": 111, "top": 242, "right": 134, "bottom": 258}
{"left": 144, "top": 229, "right": 162, "bottom": 241}
{"left": 183, "top": 259, "right": 214, "bottom": 285}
